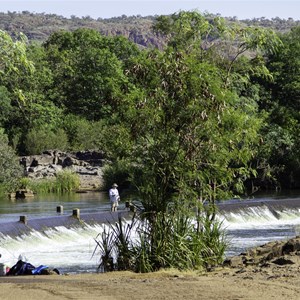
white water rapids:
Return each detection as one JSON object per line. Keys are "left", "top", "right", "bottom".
{"left": 1, "top": 191, "right": 300, "bottom": 273}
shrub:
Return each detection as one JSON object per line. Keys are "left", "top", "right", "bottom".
{"left": 63, "top": 114, "right": 104, "bottom": 150}
{"left": 25, "top": 127, "right": 69, "bottom": 155}
{"left": 0, "top": 128, "right": 23, "bottom": 191}
{"left": 102, "top": 159, "right": 131, "bottom": 190}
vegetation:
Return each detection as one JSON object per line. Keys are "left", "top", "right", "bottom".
{"left": 21, "top": 170, "right": 80, "bottom": 194}
{"left": 0, "top": 129, "right": 23, "bottom": 191}
{"left": 1, "top": 10, "right": 300, "bottom": 272}
{"left": 0, "top": 11, "right": 299, "bottom": 48}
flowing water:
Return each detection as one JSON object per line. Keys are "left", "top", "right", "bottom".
{"left": 1, "top": 190, "right": 300, "bottom": 274}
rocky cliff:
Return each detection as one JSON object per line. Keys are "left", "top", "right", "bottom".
{"left": 20, "top": 150, "right": 106, "bottom": 190}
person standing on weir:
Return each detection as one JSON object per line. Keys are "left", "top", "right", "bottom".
{"left": 109, "top": 183, "right": 120, "bottom": 212}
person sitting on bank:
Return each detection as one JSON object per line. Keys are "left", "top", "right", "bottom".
{"left": 109, "top": 183, "right": 120, "bottom": 212}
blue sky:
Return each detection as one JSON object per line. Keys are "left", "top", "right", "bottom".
{"left": 0, "top": 1, "right": 299, "bottom": 20}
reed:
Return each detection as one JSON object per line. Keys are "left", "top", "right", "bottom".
{"left": 93, "top": 210, "right": 227, "bottom": 273}
{"left": 93, "top": 227, "right": 115, "bottom": 272}
{"left": 55, "top": 170, "right": 80, "bottom": 192}
{"left": 23, "top": 170, "right": 80, "bottom": 194}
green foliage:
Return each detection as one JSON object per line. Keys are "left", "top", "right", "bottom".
{"left": 0, "top": 128, "right": 23, "bottom": 191}
{"left": 93, "top": 227, "right": 115, "bottom": 272}
{"left": 26, "top": 170, "right": 80, "bottom": 193}
{"left": 267, "top": 26, "right": 300, "bottom": 110}
{"left": 55, "top": 170, "right": 80, "bottom": 192}
{"left": 254, "top": 26, "right": 300, "bottom": 188}
{"left": 18, "top": 177, "right": 30, "bottom": 189}
{"left": 25, "top": 126, "right": 68, "bottom": 155}
{"left": 24, "top": 178, "right": 56, "bottom": 194}
{"left": 44, "top": 28, "right": 135, "bottom": 121}
{"left": 63, "top": 114, "right": 104, "bottom": 150}
{"left": 0, "top": 30, "right": 34, "bottom": 114}
{"left": 0, "top": 86, "right": 12, "bottom": 126}
{"left": 94, "top": 211, "right": 227, "bottom": 273}
{"left": 102, "top": 159, "right": 131, "bottom": 190}
{"left": 125, "top": 47, "right": 262, "bottom": 214}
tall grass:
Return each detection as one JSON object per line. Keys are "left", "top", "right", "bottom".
{"left": 23, "top": 170, "right": 80, "bottom": 194}
{"left": 93, "top": 215, "right": 137, "bottom": 272}
{"left": 55, "top": 170, "right": 80, "bottom": 192}
{"left": 93, "top": 210, "right": 228, "bottom": 273}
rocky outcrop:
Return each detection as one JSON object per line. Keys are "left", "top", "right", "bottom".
{"left": 224, "top": 236, "right": 300, "bottom": 268}
{"left": 20, "top": 150, "right": 107, "bottom": 190}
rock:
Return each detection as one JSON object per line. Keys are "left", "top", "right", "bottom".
{"left": 62, "top": 156, "right": 80, "bottom": 167}
{"left": 272, "top": 257, "right": 294, "bottom": 265}
{"left": 15, "top": 189, "right": 34, "bottom": 199}
{"left": 224, "top": 236, "right": 300, "bottom": 269}
{"left": 282, "top": 237, "right": 300, "bottom": 253}
{"left": 19, "top": 150, "right": 107, "bottom": 190}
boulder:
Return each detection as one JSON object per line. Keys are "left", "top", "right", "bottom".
{"left": 224, "top": 236, "right": 300, "bottom": 268}
{"left": 19, "top": 150, "right": 106, "bottom": 190}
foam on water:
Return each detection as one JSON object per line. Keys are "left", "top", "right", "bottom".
{"left": 2, "top": 200, "right": 300, "bottom": 273}
{"left": 219, "top": 206, "right": 300, "bottom": 230}
{"left": 0, "top": 224, "right": 108, "bottom": 273}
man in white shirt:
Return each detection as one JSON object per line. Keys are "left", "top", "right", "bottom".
{"left": 109, "top": 183, "right": 120, "bottom": 212}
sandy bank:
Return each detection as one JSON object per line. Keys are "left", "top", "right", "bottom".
{"left": 1, "top": 266, "right": 300, "bottom": 300}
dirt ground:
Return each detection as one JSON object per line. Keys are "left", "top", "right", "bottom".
{"left": 1, "top": 265, "right": 300, "bottom": 300}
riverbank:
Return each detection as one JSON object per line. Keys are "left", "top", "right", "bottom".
{"left": 1, "top": 265, "right": 300, "bottom": 300}
{"left": 2, "top": 236, "right": 300, "bottom": 299}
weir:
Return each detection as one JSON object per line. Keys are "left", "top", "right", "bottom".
{"left": 0, "top": 210, "right": 131, "bottom": 238}
{"left": 217, "top": 197, "right": 300, "bottom": 212}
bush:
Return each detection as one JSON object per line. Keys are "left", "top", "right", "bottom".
{"left": 63, "top": 114, "right": 104, "bottom": 150}
{"left": 102, "top": 159, "right": 131, "bottom": 190}
{"left": 0, "top": 128, "right": 23, "bottom": 191}
{"left": 25, "top": 127, "right": 69, "bottom": 155}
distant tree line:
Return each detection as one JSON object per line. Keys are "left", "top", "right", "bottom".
{"left": 0, "top": 10, "right": 299, "bottom": 48}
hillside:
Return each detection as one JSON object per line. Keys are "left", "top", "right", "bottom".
{"left": 0, "top": 11, "right": 162, "bottom": 48}
{"left": 0, "top": 11, "right": 299, "bottom": 48}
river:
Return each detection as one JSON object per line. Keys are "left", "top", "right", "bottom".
{"left": 1, "top": 190, "right": 300, "bottom": 274}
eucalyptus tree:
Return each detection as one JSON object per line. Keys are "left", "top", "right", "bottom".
{"left": 258, "top": 26, "right": 300, "bottom": 188}
{"left": 0, "top": 129, "right": 23, "bottom": 192}
{"left": 0, "top": 30, "right": 40, "bottom": 153}
{"left": 126, "top": 11, "right": 282, "bottom": 216}
{"left": 43, "top": 28, "right": 140, "bottom": 121}
{"left": 103, "top": 12, "right": 282, "bottom": 271}
{"left": 0, "top": 31, "right": 33, "bottom": 126}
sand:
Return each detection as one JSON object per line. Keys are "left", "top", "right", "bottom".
{"left": 1, "top": 265, "right": 300, "bottom": 300}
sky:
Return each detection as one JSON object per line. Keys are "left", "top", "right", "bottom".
{"left": 0, "top": 0, "right": 299, "bottom": 21}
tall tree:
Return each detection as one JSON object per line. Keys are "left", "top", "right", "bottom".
{"left": 0, "top": 129, "right": 23, "bottom": 190}
{"left": 258, "top": 26, "right": 300, "bottom": 188}
{"left": 43, "top": 29, "right": 139, "bottom": 121}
